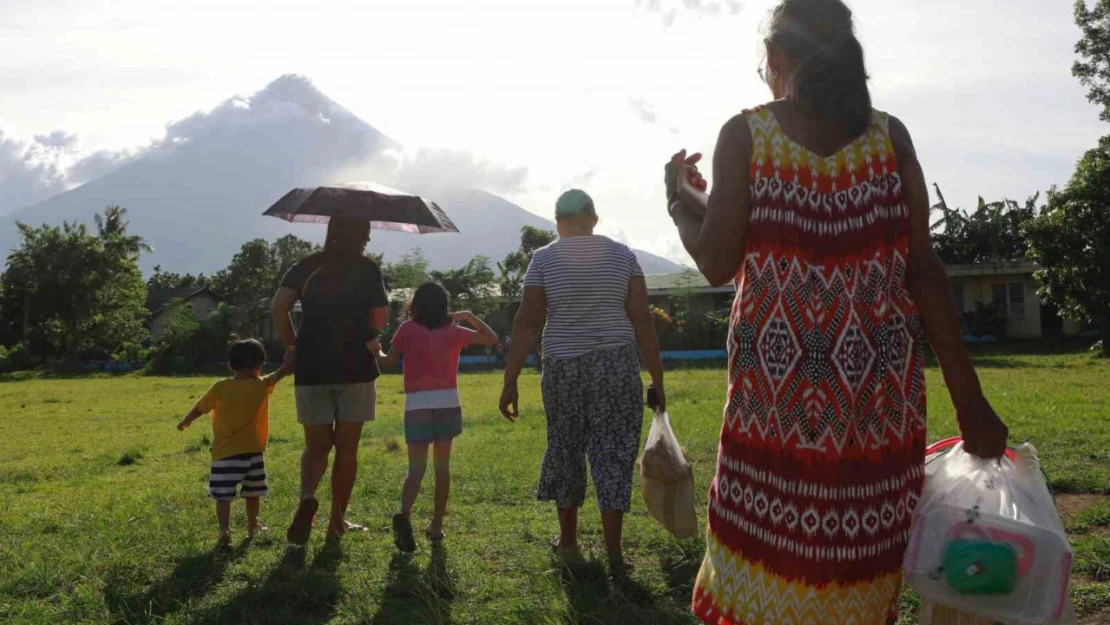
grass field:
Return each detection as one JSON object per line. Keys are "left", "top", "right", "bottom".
{"left": 1, "top": 346, "right": 1108, "bottom": 624}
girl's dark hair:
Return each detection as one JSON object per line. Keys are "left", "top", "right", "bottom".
{"left": 322, "top": 217, "right": 371, "bottom": 265}
{"left": 766, "top": 0, "right": 871, "bottom": 137}
{"left": 410, "top": 282, "right": 451, "bottom": 330}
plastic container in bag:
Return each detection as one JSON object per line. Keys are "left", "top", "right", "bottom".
{"left": 639, "top": 407, "right": 698, "bottom": 539}
{"left": 906, "top": 439, "right": 1073, "bottom": 625}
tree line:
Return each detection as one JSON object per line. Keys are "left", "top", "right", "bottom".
{"left": 0, "top": 207, "right": 555, "bottom": 371}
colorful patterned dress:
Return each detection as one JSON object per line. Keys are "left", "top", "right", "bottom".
{"left": 692, "top": 106, "right": 928, "bottom": 625}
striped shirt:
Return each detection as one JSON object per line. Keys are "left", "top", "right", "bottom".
{"left": 523, "top": 235, "right": 643, "bottom": 361}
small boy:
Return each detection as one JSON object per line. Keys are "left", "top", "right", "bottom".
{"left": 177, "top": 339, "right": 288, "bottom": 547}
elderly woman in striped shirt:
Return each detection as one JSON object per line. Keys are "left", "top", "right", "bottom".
{"left": 499, "top": 189, "right": 665, "bottom": 576}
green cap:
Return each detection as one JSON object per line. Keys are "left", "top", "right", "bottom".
{"left": 555, "top": 189, "right": 596, "bottom": 221}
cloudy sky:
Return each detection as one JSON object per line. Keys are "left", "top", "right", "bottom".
{"left": 0, "top": 0, "right": 1103, "bottom": 263}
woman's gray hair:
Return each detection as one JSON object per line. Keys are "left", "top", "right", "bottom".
{"left": 555, "top": 189, "right": 597, "bottom": 221}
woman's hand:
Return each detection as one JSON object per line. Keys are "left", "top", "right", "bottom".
{"left": 365, "top": 339, "right": 385, "bottom": 358}
{"left": 283, "top": 346, "right": 296, "bottom": 371}
{"left": 651, "top": 380, "right": 667, "bottom": 413}
{"left": 499, "top": 381, "right": 520, "bottom": 422}
{"left": 665, "top": 150, "right": 707, "bottom": 202}
{"left": 958, "top": 395, "right": 1009, "bottom": 459}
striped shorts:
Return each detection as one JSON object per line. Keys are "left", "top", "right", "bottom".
{"left": 209, "top": 453, "right": 268, "bottom": 501}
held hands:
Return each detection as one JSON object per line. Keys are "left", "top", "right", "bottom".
{"left": 958, "top": 395, "right": 1010, "bottom": 459}
{"left": 366, "top": 339, "right": 386, "bottom": 358}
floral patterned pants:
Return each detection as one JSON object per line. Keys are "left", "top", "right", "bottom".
{"left": 538, "top": 344, "right": 644, "bottom": 512}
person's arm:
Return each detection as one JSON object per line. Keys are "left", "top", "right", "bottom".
{"left": 665, "top": 114, "right": 753, "bottom": 287}
{"left": 499, "top": 286, "right": 547, "bottom": 421}
{"left": 367, "top": 321, "right": 405, "bottom": 370}
{"left": 178, "top": 383, "right": 218, "bottom": 431}
{"left": 370, "top": 307, "right": 388, "bottom": 333}
{"left": 177, "top": 408, "right": 204, "bottom": 431}
{"left": 271, "top": 287, "right": 298, "bottom": 367}
{"left": 626, "top": 275, "right": 665, "bottom": 412}
{"left": 366, "top": 340, "right": 401, "bottom": 371}
{"left": 450, "top": 311, "right": 499, "bottom": 346}
{"left": 367, "top": 261, "right": 390, "bottom": 335}
{"left": 263, "top": 363, "right": 290, "bottom": 387}
{"left": 892, "top": 116, "right": 1008, "bottom": 459}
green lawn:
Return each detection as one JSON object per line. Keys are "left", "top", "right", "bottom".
{"left": 1, "top": 347, "right": 1108, "bottom": 624}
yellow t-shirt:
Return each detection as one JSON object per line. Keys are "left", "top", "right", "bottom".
{"left": 195, "top": 373, "right": 281, "bottom": 461}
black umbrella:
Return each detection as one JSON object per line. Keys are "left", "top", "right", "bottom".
{"left": 262, "top": 181, "right": 459, "bottom": 234}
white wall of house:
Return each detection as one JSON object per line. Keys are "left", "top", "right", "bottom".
{"left": 950, "top": 273, "right": 1041, "bottom": 338}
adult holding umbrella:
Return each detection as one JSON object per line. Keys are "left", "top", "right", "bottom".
{"left": 268, "top": 182, "right": 457, "bottom": 544}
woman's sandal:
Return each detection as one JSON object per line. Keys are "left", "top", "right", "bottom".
{"left": 425, "top": 527, "right": 447, "bottom": 542}
{"left": 392, "top": 513, "right": 417, "bottom": 553}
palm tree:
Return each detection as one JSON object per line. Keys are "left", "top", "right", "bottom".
{"left": 95, "top": 206, "right": 152, "bottom": 258}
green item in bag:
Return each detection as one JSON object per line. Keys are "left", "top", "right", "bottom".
{"left": 943, "top": 539, "right": 1019, "bottom": 595}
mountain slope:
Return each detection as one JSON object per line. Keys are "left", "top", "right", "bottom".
{"left": 370, "top": 188, "right": 681, "bottom": 275}
{"left": 0, "top": 75, "right": 682, "bottom": 275}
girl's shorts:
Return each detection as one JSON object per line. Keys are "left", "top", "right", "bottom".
{"left": 404, "top": 407, "right": 463, "bottom": 445}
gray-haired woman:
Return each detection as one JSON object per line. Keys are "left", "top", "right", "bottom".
{"left": 499, "top": 189, "right": 665, "bottom": 576}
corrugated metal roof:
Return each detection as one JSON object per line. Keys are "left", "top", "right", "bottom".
{"left": 644, "top": 271, "right": 734, "bottom": 294}
{"left": 945, "top": 261, "right": 1038, "bottom": 278}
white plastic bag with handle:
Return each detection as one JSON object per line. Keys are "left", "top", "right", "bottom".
{"left": 907, "top": 439, "right": 1075, "bottom": 625}
{"left": 639, "top": 409, "right": 698, "bottom": 539}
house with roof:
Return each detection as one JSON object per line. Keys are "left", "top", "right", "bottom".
{"left": 945, "top": 261, "right": 1086, "bottom": 339}
{"left": 644, "top": 271, "right": 734, "bottom": 317}
{"left": 643, "top": 263, "right": 1083, "bottom": 341}
{"left": 145, "top": 287, "right": 221, "bottom": 340}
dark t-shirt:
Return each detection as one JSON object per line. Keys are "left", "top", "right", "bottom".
{"left": 280, "top": 253, "right": 389, "bottom": 386}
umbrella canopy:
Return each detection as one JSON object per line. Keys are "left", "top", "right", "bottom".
{"left": 262, "top": 181, "right": 459, "bottom": 234}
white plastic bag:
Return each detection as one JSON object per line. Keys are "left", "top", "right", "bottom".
{"left": 906, "top": 441, "right": 1074, "bottom": 625}
{"left": 639, "top": 409, "right": 698, "bottom": 539}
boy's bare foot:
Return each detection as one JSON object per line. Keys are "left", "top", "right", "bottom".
{"left": 286, "top": 497, "right": 318, "bottom": 546}
{"left": 217, "top": 531, "right": 232, "bottom": 549}
{"left": 248, "top": 524, "right": 268, "bottom": 539}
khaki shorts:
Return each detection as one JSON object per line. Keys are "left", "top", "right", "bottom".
{"left": 294, "top": 382, "right": 377, "bottom": 426}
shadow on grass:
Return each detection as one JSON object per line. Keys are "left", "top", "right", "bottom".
{"left": 556, "top": 555, "right": 698, "bottom": 625}
{"left": 369, "top": 543, "right": 455, "bottom": 625}
{"left": 106, "top": 540, "right": 251, "bottom": 623}
{"left": 660, "top": 539, "right": 705, "bottom": 606}
{"left": 191, "top": 541, "right": 342, "bottom": 625}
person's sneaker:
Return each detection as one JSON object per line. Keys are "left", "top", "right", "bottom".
{"left": 286, "top": 498, "right": 318, "bottom": 546}
{"left": 392, "top": 513, "right": 417, "bottom": 553}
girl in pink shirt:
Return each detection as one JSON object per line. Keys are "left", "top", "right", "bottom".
{"left": 370, "top": 282, "right": 498, "bottom": 552}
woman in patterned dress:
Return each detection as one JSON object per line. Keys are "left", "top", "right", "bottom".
{"left": 663, "top": 1, "right": 1010, "bottom": 623}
